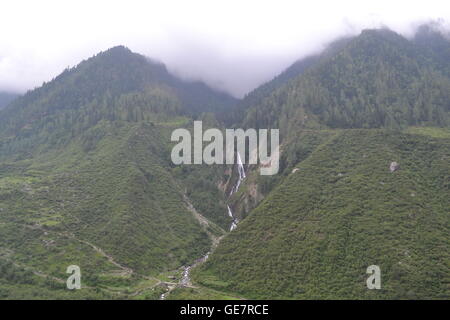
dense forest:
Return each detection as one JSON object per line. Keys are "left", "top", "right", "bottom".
{"left": 0, "top": 46, "right": 236, "bottom": 160}
{"left": 193, "top": 26, "right": 450, "bottom": 300}
{"left": 0, "top": 46, "right": 235, "bottom": 299}
{"left": 239, "top": 28, "right": 450, "bottom": 137}
{"left": 0, "top": 26, "right": 449, "bottom": 300}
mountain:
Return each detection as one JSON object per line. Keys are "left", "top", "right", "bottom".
{"left": 1, "top": 26, "right": 449, "bottom": 300}
{"left": 0, "top": 46, "right": 233, "bottom": 299}
{"left": 222, "top": 27, "right": 450, "bottom": 216}
{"left": 219, "top": 55, "right": 320, "bottom": 125}
{"left": 413, "top": 24, "right": 450, "bottom": 75}
{"left": 240, "top": 28, "right": 450, "bottom": 134}
{"left": 0, "top": 46, "right": 237, "bottom": 159}
{"left": 194, "top": 128, "right": 450, "bottom": 299}
{"left": 0, "top": 92, "right": 18, "bottom": 110}
{"left": 220, "top": 37, "right": 358, "bottom": 126}
{"left": 192, "top": 27, "right": 450, "bottom": 300}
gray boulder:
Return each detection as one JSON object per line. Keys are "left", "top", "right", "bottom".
{"left": 390, "top": 161, "right": 400, "bottom": 173}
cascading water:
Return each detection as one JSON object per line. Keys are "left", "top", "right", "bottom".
{"left": 227, "top": 152, "right": 246, "bottom": 231}
{"left": 227, "top": 205, "right": 233, "bottom": 218}
{"left": 180, "top": 266, "right": 191, "bottom": 286}
{"left": 160, "top": 251, "right": 211, "bottom": 299}
{"left": 228, "top": 205, "right": 238, "bottom": 231}
{"left": 161, "top": 153, "right": 246, "bottom": 299}
{"left": 237, "top": 152, "right": 246, "bottom": 180}
{"left": 229, "top": 152, "right": 246, "bottom": 196}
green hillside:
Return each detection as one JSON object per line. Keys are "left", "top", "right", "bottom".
{"left": 0, "top": 46, "right": 236, "bottom": 160}
{"left": 1, "top": 26, "right": 449, "bottom": 300}
{"left": 220, "top": 27, "right": 450, "bottom": 219}
{"left": 0, "top": 47, "right": 234, "bottom": 298}
{"left": 194, "top": 28, "right": 450, "bottom": 300}
{"left": 194, "top": 128, "right": 450, "bottom": 299}
{"left": 242, "top": 28, "right": 450, "bottom": 135}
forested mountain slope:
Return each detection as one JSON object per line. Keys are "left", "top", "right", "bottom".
{"left": 241, "top": 28, "right": 450, "bottom": 136}
{"left": 219, "top": 27, "right": 450, "bottom": 219}
{"left": 1, "top": 26, "right": 449, "bottom": 300}
{"left": 194, "top": 27, "right": 450, "bottom": 300}
{"left": 0, "top": 46, "right": 236, "bottom": 161}
{"left": 195, "top": 128, "right": 450, "bottom": 299}
{"left": 0, "top": 47, "right": 234, "bottom": 298}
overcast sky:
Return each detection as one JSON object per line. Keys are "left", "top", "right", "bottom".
{"left": 1, "top": 0, "right": 449, "bottom": 97}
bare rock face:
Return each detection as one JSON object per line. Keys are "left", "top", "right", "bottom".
{"left": 390, "top": 161, "right": 400, "bottom": 173}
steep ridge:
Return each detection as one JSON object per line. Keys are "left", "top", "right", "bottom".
{"left": 241, "top": 28, "right": 450, "bottom": 134}
{"left": 0, "top": 46, "right": 236, "bottom": 298}
{"left": 1, "top": 26, "right": 449, "bottom": 300}
{"left": 0, "top": 46, "right": 236, "bottom": 161}
{"left": 194, "top": 27, "right": 450, "bottom": 299}
{"left": 226, "top": 27, "right": 450, "bottom": 209}
{"left": 195, "top": 128, "right": 450, "bottom": 299}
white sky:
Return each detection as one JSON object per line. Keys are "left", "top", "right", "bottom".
{"left": 1, "top": 0, "right": 449, "bottom": 97}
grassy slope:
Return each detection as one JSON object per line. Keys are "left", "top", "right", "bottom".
{"left": 0, "top": 46, "right": 237, "bottom": 298}
{"left": 0, "top": 118, "right": 214, "bottom": 298}
{"left": 194, "top": 128, "right": 450, "bottom": 299}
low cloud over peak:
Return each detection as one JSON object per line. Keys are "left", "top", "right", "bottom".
{"left": 1, "top": 0, "right": 449, "bottom": 97}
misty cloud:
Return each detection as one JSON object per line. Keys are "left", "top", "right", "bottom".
{"left": 1, "top": 0, "right": 449, "bottom": 97}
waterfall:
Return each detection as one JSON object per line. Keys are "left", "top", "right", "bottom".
{"left": 227, "top": 205, "right": 239, "bottom": 231}
{"left": 229, "top": 152, "right": 246, "bottom": 196}
{"left": 237, "top": 152, "right": 246, "bottom": 180}
{"left": 227, "top": 152, "right": 246, "bottom": 231}
{"left": 227, "top": 205, "right": 233, "bottom": 218}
